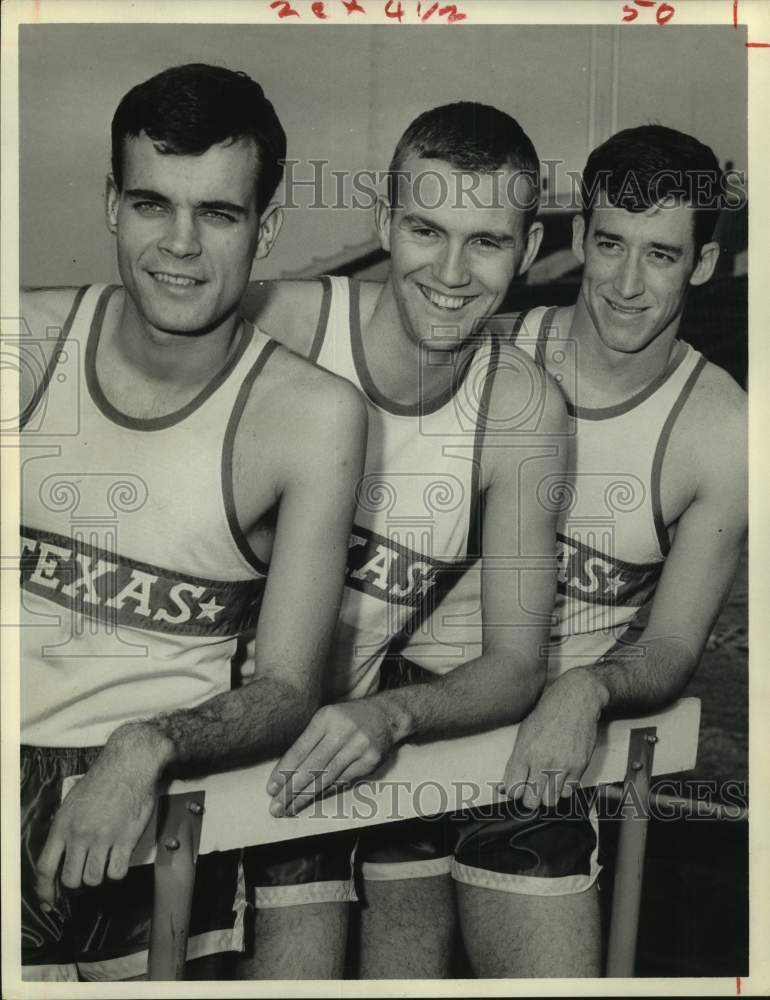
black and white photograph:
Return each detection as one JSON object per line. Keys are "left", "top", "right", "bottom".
{"left": 1, "top": 0, "right": 766, "bottom": 993}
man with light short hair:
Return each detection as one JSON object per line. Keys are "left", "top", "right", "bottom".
{"left": 236, "top": 102, "right": 569, "bottom": 978}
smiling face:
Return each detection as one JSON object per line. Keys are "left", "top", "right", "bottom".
{"left": 377, "top": 155, "right": 542, "bottom": 351}
{"left": 106, "top": 132, "right": 280, "bottom": 338}
{"left": 572, "top": 202, "right": 719, "bottom": 357}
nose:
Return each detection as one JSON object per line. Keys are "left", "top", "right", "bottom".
{"left": 432, "top": 241, "right": 471, "bottom": 289}
{"left": 159, "top": 211, "right": 202, "bottom": 259}
{"left": 613, "top": 251, "right": 644, "bottom": 299}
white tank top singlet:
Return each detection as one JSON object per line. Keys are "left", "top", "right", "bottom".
{"left": 403, "top": 305, "right": 707, "bottom": 681}
{"left": 312, "top": 276, "right": 501, "bottom": 699}
{"left": 21, "top": 284, "right": 275, "bottom": 746}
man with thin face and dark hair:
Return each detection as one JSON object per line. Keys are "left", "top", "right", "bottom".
{"left": 19, "top": 62, "right": 366, "bottom": 982}
{"left": 393, "top": 123, "right": 746, "bottom": 977}
{"left": 235, "top": 100, "right": 569, "bottom": 979}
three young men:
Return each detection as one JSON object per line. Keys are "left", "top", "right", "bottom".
{"left": 20, "top": 64, "right": 366, "bottom": 981}
{"left": 18, "top": 59, "right": 747, "bottom": 983}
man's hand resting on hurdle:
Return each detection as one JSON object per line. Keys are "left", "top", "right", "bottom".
{"left": 502, "top": 667, "right": 608, "bottom": 810}
{"left": 267, "top": 698, "right": 404, "bottom": 816}
{"left": 35, "top": 723, "right": 174, "bottom": 909}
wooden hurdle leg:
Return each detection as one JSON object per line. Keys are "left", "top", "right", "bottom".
{"left": 605, "top": 726, "right": 658, "bottom": 978}
{"left": 148, "top": 791, "right": 206, "bottom": 981}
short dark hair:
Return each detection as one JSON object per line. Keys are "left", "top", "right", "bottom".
{"left": 580, "top": 125, "right": 723, "bottom": 251}
{"left": 111, "top": 63, "right": 286, "bottom": 213}
{"left": 387, "top": 102, "right": 540, "bottom": 225}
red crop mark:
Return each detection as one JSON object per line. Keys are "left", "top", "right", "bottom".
{"left": 736, "top": 976, "right": 741, "bottom": 995}
{"left": 735, "top": 0, "right": 770, "bottom": 46}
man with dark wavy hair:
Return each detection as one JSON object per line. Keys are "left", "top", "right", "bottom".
{"left": 20, "top": 63, "right": 366, "bottom": 982}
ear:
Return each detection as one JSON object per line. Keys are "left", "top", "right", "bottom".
{"left": 374, "top": 195, "right": 392, "bottom": 253}
{"left": 254, "top": 203, "right": 284, "bottom": 260}
{"left": 689, "top": 240, "right": 720, "bottom": 287}
{"left": 105, "top": 176, "right": 120, "bottom": 235}
{"left": 517, "top": 220, "right": 544, "bottom": 277}
{"left": 571, "top": 214, "right": 587, "bottom": 264}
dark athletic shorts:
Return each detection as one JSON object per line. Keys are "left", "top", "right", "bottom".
{"left": 357, "top": 799, "right": 600, "bottom": 896}
{"left": 356, "top": 656, "right": 601, "bottom": 895}
{"left": 242, "top": 830, "right": 358, "bottom": 908}
{"left": 21, "top": 745, "right": 244, "bottom": 981}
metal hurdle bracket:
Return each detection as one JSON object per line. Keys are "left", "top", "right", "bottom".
{"left": 605, "top": 725, "right": 658, "bottom": 978}
{"left": 147, "top": 790, "right": 206, "bottom": 981}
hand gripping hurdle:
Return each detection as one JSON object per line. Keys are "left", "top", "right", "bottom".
{"left": 114, "top": 697, "right": 700, "bottom": 978}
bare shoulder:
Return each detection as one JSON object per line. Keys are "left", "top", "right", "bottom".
{"left": 682, "top": 358, "right": 746, "bottom": 462}
{"left": 240, "top": 342, "right": 367, "bottom": 454}
{"left": 21, "top": 286, "right": 83, "bottom": 336}
{"left": 19, "top": 287, "right": 83, "bottom": 414}
{"left": 485, "top": 340, "right": 568, "bottom": 434}
{"left": 240, "top": 279, "right": 326, "bottom": 357}
{"left": 663, "top": 356, "right": 746, "bottom": 517}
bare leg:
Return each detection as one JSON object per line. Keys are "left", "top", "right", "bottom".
{"left": 359, "top": 876, "right": 455, "bottom": 979}
{"left": 456, "top": 882, "right": 601, "bottom": 978}
{"left": 237, "top": 903, "right": 349, "bottom": 980}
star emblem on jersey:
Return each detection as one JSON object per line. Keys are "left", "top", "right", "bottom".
{"left": 603, "top": 573, "right": 627, "bottom": 597}
{"left": 196, "top": 596, "right": 225, "bottom": 622}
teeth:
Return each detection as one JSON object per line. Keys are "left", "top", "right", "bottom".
{"left": 152, "top": 273, "right": 199, "bottom": 287}
{"left": 420, "top": 286, "right": 473, "bottom": 311}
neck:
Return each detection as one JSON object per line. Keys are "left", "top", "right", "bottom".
{"left": 363, "top": 283, "right": 465, "bottom": 407}
{"left": 112, "top": 292, "right": 242, "bottom": 385}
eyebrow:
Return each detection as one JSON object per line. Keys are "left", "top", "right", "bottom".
{"left": 593, "top": 228, "right": 684, "bottom": 257}
{"left": 401, "top": 212, "right": 517, "bottom": 244}
{"left": 124, "top": 189, "right": 248, "bottom": 216}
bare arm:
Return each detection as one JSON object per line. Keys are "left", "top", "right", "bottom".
{"left": 269, "top": 353, "right": 568, "bottom": 814}
{"left": 503, "top": 381, "right": 747, "bottom": 807}
{"left": 35, "top": 378, "right": 367, "bottom": 901}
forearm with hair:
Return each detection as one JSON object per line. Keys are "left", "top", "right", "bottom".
{"left": 575, "top": 634, "right": 699, "bottom": 721}
{"left": 373, "top": 649, "right": 546, "bottom": 746}
{"left": 113, "top": 676, "right": 317, "bottom": 780}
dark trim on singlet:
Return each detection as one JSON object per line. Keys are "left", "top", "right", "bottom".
{"left": 86, "top": 286, "right": 255, "bottom": 432}
{"left": 348, "top": 278, "right": 477, "bottom": 418}
{"left": 650, "top": 354, "right": 708, "bottom": 557}
{"left": 220, "top": 337, "right": 279, "bottom": 575}
{"left": 565, "top": 336, "right": 689, "bottom": 422}
{"left": 308, "top": 276, "right": 332, "bottom": 363}
{"left": 534, "top": 305, "right": 559, "bottom": 369}
{"left": 465, "top": 336, "right": 501, "bottom": 560}
{"left": 371, "top": 332, "right": 502, "bottom": 658}
{"left": 19, "top": 285, "right": 89, "bottom": 430}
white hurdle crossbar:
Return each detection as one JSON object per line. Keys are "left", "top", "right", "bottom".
{"left": 101, "top": 697, "right": 701, "bottom": 979}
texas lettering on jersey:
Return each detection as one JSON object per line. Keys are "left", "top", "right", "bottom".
{"left": 556, "top": 532, "right": 662, "bottom": 607}
{"left": 345, "top": 524, "right": 463, "bottom": 607}
{"left": 20, "top": 525, "right": 264, "bottom": 637}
